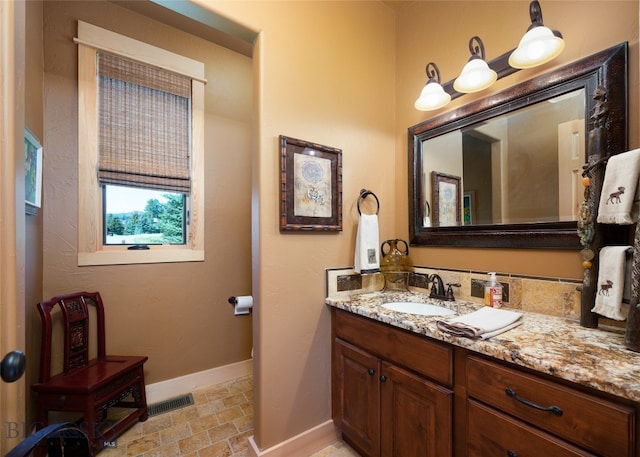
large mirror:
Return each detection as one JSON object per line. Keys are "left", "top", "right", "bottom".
{"left": 409, "top": 43, "right": 628, "bottom": 248}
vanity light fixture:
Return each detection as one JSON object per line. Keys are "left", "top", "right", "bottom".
{"left": 509, "top": 0, "right": 565, "bottom": 69}
{"left": 414, "top": 0, "right": 564, "bottom": 111}
{"left": 453, "top": 36, "right": 497, "bottom": 94}
{"left": 414, "top": 62, "right": 452, "bottom": 111}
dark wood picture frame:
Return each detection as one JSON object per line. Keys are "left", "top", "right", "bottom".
{"left": 279, "top": 135, "right": 342, "bottom": 232}
{"left": 432, "top": 171, "right": 461, "bottom": 226}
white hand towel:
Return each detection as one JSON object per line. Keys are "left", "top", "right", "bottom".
{"left": 591, "top": 245, "right": 630, "bottom": 321}
{"left": 436, "top": 307, "right": 523, "bottom": 340}
{"left": 354, "top": 214, "right": 380, "bottom": 274}
{"left": 597, "top": 148, "right": 640, "bottom": 224}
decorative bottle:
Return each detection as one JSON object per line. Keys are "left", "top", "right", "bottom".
{"left": 380, "top": 239, "right": 413, "bottom": 291}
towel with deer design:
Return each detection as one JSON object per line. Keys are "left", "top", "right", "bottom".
{"left": 591, "top": 245, "right": 631, "bottom": 321}
{"left": 597, "top": 148, "right": 640, "bottom": 224}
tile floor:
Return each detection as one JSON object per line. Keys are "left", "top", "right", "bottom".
{"left": 99, "top": 375, "right": 360, "bottom": 457}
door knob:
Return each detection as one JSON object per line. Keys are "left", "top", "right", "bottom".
{"left": 1, "top": 350, "right": 25, "bottom": 383}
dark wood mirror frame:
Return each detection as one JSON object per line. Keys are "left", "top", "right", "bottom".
{"left": 409, "top": 42, "right": 628, "bottom": 249}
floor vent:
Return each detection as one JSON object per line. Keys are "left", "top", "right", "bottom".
{"left": 147, "top": 393, "right": 194, "bottom": 417}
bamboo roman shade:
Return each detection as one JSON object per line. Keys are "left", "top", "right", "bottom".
{"left": 97, "top": 51, "right": 191, "bottom": 193}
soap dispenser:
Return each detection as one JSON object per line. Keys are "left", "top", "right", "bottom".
{"left": 484, "top": 272, "right": 503, "bottom": 308}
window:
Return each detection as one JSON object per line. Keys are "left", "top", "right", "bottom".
{"left": 103, "top": 186, "right": 185, "bottom": 246}
{"left": 97, "top": 50, "right": 190, "bottom": 246}
{"left": 76, "top": 21, "right": 205, "bottom": 265}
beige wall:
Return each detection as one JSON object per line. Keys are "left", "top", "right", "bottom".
{"left": 200, "top": 0, "right": 398, "bottom": 450}
{"left": 19, "top": 0, "right": 638, "bottom": 454}
{"left": 24, "top": 0, "right": 44, "bottom": 427}
{"left": 396, "top": 1, "right": 639, "bottom": 277}
{"left": 207, "top": 0, "right": 639, "bottom": 452}
{"left": 41, "top": 1, "right": 253, "bottom": 386}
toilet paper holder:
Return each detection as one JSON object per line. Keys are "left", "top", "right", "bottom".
{"left": 228, "top": 296, "right": 253, "bottom": 315}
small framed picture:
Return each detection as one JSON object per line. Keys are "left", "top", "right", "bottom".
{"left": 25, "top": 128, "right": 43, "bottom": 215}
{"left": 279, "top": 135, "right": 342, "bottom": 232}
{"left": 463, "top": 191, "right": 476, "bottom": 225}
{"left": 432, "top": 171, "right": 461, "bottom": 226}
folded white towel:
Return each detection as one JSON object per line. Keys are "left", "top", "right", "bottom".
{"left": 591, "top": 245, "right": 630, "bottom": 321}
{"left": 436, "top": 307, "right": 523, "bottom": 339}
{"left": 597, "top": 148, "right": 640, "bottom": 224}
{"left": 354, "top": 214, "right": 380, "bottom": 274}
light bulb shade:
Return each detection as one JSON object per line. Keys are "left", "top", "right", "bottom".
{"left": 414, "top": 81, "right": 451, "bottom": 111}
{"left": 453, "top": 58, "right": 498, "bottom": 93}
{"left": 509, "top": 25, "right": 565, "bottom": 69}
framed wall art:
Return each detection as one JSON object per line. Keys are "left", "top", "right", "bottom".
{"left": 432, "top": 171, "right": 461, "bottom": 227}
{"left": 279, "top": 135, "right": 342, "bottom": 232}
{"left": 25, "top": 128, "right": 43, "bottom": 215}
{"left": 463, "top": 190, "right": 476, "bottom": 225}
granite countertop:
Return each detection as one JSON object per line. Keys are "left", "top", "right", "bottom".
{"left": 326, "top": 291, "right": 640, "bottom": 403}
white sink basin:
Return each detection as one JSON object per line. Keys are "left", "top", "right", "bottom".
{"left": 382, "top": 302, "right": 455, "bottom": 317}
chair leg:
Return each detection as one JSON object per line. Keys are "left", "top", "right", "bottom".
{"left": 33, "top": 406, "right": 49, "bottom": 457}
{"left": 83, "top": 405, "right": 99, "bottom": 451}
{"left": 35, "top": 405, "right": 48, "bottom": 430}
{"left": 134, "top": 368, "right": 148, "bottom": 422}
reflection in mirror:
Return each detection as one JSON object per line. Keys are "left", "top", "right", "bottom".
{"left": 422, "top": 88, "right": 585, "bottom": 227}
{"left": 409, "top": 43, "right": 628, "bottom": 249}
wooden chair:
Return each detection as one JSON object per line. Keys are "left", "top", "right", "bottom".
{"left": 31, "top": 291, "right": 148, "bottom": 454}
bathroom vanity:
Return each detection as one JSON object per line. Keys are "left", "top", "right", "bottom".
{"left": 327, "top": 292, "right": 640, "bottom": 457}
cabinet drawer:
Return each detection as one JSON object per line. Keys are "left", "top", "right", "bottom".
{"left": 468, "top": 400, "right": 596, "bottom": 457}
{"left": 467, "top": 356, "right": 634, "bottom": 457}
{"left": 334, "top": 309, "right": 452, "bottom": 386}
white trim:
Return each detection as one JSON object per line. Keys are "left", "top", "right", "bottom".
{"left": 145, "top": 358, "right": 252, "bottom": 404}
{"left": 75, "top": 21, "right": 206, "bottom": 83}
{"left": 247, "top": 421, "right": 339, "bottom": 457}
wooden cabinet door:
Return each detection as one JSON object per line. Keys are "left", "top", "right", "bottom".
{"left": 380, "top": 362, "right": 453, "bottom": 457}
{"left": 334, "top": 339, "right": 381, "bottom": 457}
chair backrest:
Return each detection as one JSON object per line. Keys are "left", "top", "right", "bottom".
{"left": 37, "top": 291, "right": 106, "bottom": 383}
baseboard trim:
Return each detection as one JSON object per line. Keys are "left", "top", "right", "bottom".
{"left": 247, "top": 420, "right": 338, "bottom": 457}
{"left": 145, "top": 358, "right": 253, "bottom": 403}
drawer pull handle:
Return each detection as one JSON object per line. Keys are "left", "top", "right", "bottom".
{"left": 505, "top": 387, "right": 563, "bottom": 416}
{"left": 368, "top": 368, "right": 375, "bottom": 376}
{"left": 380, "top": 375, "right": 387, "bottom": 383}
{"left": 507, "top": 450, "right": 517, "bottom": 457}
